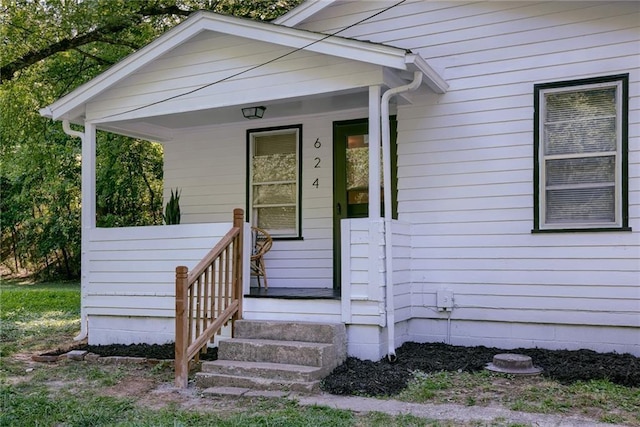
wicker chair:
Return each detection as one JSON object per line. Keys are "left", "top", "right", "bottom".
{"left": 250, "top": 226, "right": 272, "bottom": 288}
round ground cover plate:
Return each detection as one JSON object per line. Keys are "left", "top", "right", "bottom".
{"left": 485, "top": 353, "right": 543, "bottom": 375}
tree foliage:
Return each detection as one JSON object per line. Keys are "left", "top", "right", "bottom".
{"left": 0, "top": 0, "right": 301, "bottom": 278}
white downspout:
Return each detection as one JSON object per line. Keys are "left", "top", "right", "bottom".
{"left": 63, "top": 120, "right": 84, "bottom": 140}
{"left": 62, "top": 120, "right": 89, "bottom": 341}
{"left": 381, "top": 71, "right": 423, "bottom": 362}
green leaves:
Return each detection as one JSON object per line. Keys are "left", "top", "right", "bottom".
{"left": 0, "top": 0, "right": 301, "bottom": 278}
{"left": 1, "top": 0, "right": 304, "bottom": 84}
{"left": 96, "top": 133, "right": 163, "bottom": 228}
{"left": 163, "top": 188, "right": 182, "bottom": 225}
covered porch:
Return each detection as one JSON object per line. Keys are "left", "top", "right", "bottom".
{"left": 40, "top": 11, "right": 447, "bottom": 361}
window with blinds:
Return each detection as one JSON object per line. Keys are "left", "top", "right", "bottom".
{"left": 248, "top": 126, "right": 301, "bottom": 237}
{"left": 534, "top": 75, "right": 629, "bottom": 231}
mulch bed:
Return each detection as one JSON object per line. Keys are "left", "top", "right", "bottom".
{"left": 321, "top": 342, "right": 640, "bottom": 396}
{"left": 40, "top": 341, "right": 639, "bottom": 396}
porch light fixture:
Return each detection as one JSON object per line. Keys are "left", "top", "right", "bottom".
{"left": 241, "top": 106, "right": 266, "bottom": 119}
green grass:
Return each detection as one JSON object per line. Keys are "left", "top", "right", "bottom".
{"left": 0, "top": 279, "right": 442, "bottom": 426}
{"left": 1, "top": 279, "right": 638, "bottom": 426}
{"left": 361, "top": 412, "right": 451, "bottom": 426}
{"left": 400, "top": 371, "right": 454, "bottom": 400}
{"left": 397, "top": 370, "right": 640, "bottom": 426}
{"left": 508, "top": 378, "right": 640, "bottom": 424}
{"left": 0, "top": 278, "right": 80, "bottom": 357}
{"left": 1, "top": 384, "right": 358, "bottom": 427}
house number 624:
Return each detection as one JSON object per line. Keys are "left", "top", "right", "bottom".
{"left": 313, "top": 138, "right": 321, "bottom": 188}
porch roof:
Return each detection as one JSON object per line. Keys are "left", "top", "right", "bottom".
{"left": 40, "top": 10, "right": 447, "bottom": 140}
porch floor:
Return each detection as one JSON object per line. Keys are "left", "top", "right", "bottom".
{"left": 246, "top": 287, "right": 340, "bottom": 300}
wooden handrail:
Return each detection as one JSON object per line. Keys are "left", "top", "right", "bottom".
{"left": 188, "top": 227, "right": 239, "bottom": 282}
{"left": 175, "top": 208, "right": 244, "bottom": 388}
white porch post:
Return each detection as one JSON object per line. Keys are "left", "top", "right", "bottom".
{"left": 79, "top": 122, "right": 96, "bottom": 340}
{"left": 368, "top": 85, "right": 381, "bottom": 219}
{"left": 367, "top": 85, "right": 385, "bottom": 314}
{"left": 82, "top": 123, "right": 97, "bottom": 229}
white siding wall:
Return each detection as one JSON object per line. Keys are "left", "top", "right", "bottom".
{"left": 341, "top": 218, "right": 384, "bottom": 326}
{"left": 391, "top": 220, "right": 412, "bottom": 324}
{"left": 163, "top": 108, "right": 370, "bottom": 289}
{"left": 86, "top": 222, "right": 234, "bottom": 344}
{"left": 243, "top": 298, "right": 341, "bottom": 323}
{"left": 297, "top": 1, "right": 640, "bottom": 355}
{"left": 339, "top": 218, "right": 414, "bottom": 359}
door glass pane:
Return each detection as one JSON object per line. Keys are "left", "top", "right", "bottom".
{"left": 346, "top": 134, "right": 383, "bottom": 206}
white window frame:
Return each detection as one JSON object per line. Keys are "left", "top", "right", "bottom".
{"left": 535, "top": 75, "right": 628, "bottom": 231}
{"left": 247, "top": 125, "right": 301, "bottom": 238}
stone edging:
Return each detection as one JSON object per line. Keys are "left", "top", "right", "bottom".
{"left": 32, "top": 350, "right": 175, "bottom": 366}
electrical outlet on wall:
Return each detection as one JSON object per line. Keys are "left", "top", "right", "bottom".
{"left": 436, "top": 289, "right": 454, "bottom": 311}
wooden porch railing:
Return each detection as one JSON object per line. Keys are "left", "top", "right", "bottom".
{"left": 175, "top": 208, "right": 244, "bottom": 388}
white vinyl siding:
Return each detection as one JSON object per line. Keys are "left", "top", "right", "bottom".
{"left": 85, "top": 222, "right": 237, "bottom": 344}
{"left": 249, "top": 127, "right": 301, "bottom": 237}
{"left": 79, "top": 1, "right": 639, "bottom": 357}
{"left": 536, "top": 77, "right": 626, "bottom": 230}
{"left": 84, "top": 32, "right": 384, "bottom": 122}
{"left": 163, "top": 109, "right": 368, "bottom": 289}
{"left": 295, "top": 1, "right": 640, "bottom": 355}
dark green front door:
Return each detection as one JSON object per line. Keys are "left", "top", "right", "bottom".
{"left": 332, "top": 118, "right": 397, "bottom": 289}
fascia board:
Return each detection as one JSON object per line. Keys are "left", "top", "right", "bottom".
{"left": 274, "top": 0, "right": 336, "bottom": 26}
{"left": 97, "top": 122, "right": 174, "bottom": 142}
{"left": 198, "top": 16, "right": 409, "bottom": 69}
{"left": 405, "top": 54, "right": 449, "bottom": 94}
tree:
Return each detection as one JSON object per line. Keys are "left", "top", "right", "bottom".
{"left": 0, "top": 0, "right": 301, "bottom": 278}
{"left": 95, "top": 132, "right": 164, "bottom": 228}
{"left": 1, "top": 0, "right": 302, "bottom": 84}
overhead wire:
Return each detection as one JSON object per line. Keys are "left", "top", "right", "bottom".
{"left": 97, "top": 0, "right": 407, "bottom": 121}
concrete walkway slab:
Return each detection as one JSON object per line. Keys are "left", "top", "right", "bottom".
{"left": 289, "top": 393, "right": 616, "bottom": 427}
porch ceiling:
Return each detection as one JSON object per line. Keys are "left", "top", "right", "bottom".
{"left": 97, "top": 88, "right": 372, "bottom": 142}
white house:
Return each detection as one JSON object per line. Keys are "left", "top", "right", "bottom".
{"left": 41, "top": 0, "right": 639, "bottom": 361}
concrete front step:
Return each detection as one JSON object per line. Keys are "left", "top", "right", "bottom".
{"left": 195, "top": 372, "right": 321, "bottom": 393}
{"left": 234, "top": 320, "right": 346, "bottom": 344}
{"left": 200, "top": 359, "right": 331, "bottom": 382}
{"left": 195, "top": 320, "right": 347, "bottom": 394}
{"left": 218, "top": 338, "right": 336, "bottom": 367}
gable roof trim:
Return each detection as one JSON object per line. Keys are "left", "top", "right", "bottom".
{"left": 42, "top": 10, "right": 447, "bottom": 122}
{"left": 274, "top": 0, "right": 335, "bottom": 27}
{"left": 41, "top": 12, "right": 211, "bottom": 121}
{"left": 406, "top": 54, "right": 448, "bottom": 94}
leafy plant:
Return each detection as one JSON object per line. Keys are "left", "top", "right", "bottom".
{"left": 163, "top": 188, "right": 181, "bottom": 225}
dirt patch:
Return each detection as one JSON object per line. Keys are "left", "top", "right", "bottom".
{"left": 321, "top": 342, "right": 640, "bottom": 396}
{"left": 101, "top": 374, "right": 157, "bottom": 399}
